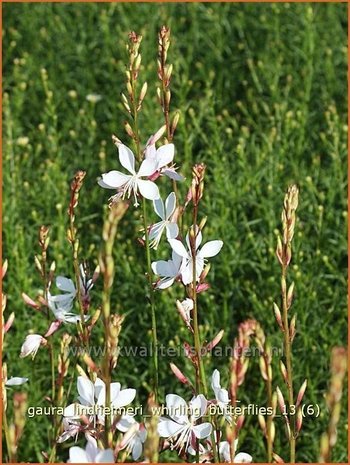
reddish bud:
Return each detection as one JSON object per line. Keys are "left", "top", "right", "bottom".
{"left": 205, "top": 329, "right": 224, "bottom": 351}
{"left": 170, "top": 363, "right": 189, "bottom": 385}
{"left": 296, "top": 379, "right": 307, "bottom": 408}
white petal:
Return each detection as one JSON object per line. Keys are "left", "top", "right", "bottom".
{"left": 132, "top": 439, "right": 143, "bottom": 461}
{"left": 116, "top": 415, "right": 135, "bottom": 433}
{"left": 137, "top": 180, "right": 159, "bottom": 200}
{"left": 172, "top": 251, "right": 183, "bottom": 270}
{"left": 156, "top": 144, "right": 174, "bottom": 168}
{"left": 162, "top": 168, "right": 185, "bottom": 181}
{"left": 166, "top": 223, "right": 179, "bottom": 240}
{"left": 109, "top": 382, "right": 121, "bottom": 404}
{"left": 94, "top": 378, "right": 106, "bottom": 401}
{"left": 77, "top": 377, "right": 95, "bottom": 406}
{"left": 113, "top": 388, "right": 136, "bottom": 409}
{"left": 138, "top": 158, "right": 157, "bottom": 177}
{"left": 190, "top": 394, "right": 207, "bottom": 419}
{"left": 217, "top": 388, "right": 229, "bottom": 404}
{"left": 211, "top": 369, "right": 220, "bottom": 391}
{"left": 151, "top": 260, "right": 174, "bottom": 278}
{"left": 118, "top": 144, "right": 135, "bottom": 174}
{"left": 169, "top": 239, "right": 189, "bottom": 259}
{"left": 158, "top": 419, "right": 184, "bottom": 438}
{"left": 166, "top": 394, "right": 188, "bottom": 423}
{"left": 180, "top": 263, "right": 193, "bottom": 286}
{"left": 69, "top": 447, "right": 89, "bottom": 463}
{"left": 98, "top": 171, "right": 130, "bottom": 189}
{"left": 192, "top": 422, "right": 212, "bottom": 439}
{"left": 156, "top": 277, "right": 175, "bottom": 289}
{"left": 56, "top": 276, "right": 76, "bottom": 294}
{"left": 198, "top": 240, "right": 223, "bottom": 258}
{"left": 5, "top": 377, "right": 28, "bottom": 386}
{"left": 165, "top": 192, "right": 176, "bottom": 218}
{"left": 85, "top": 436, "right": 98, "bottom": 461}
{"left": 234, "top": 452, "right": 253, "bottom": 463}
{"left": 149, "top": 222, "right": 166, "bottom": 242}
{"left": 145, "top": 143, "right": 156, "bottom": 160}
{"left": 153, "top": 197, "right": 165, "bottom": 219}
{"left": 95, "top": 449, "right": 115, "bottom": 463}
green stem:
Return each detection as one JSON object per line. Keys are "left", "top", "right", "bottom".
{"left": 142, "top": 198, "right": 159, "bottom": 402}
{"left": 281, "top": 266, "right": 295, "bottom": 463}
{"left": 266, "top": 378, "right": 273, "bottom": 463}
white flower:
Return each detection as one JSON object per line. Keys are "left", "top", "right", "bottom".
{"left": 145, "top": 142, "right": 184, "bottom": 181}
{"left": 64, "top": 376, "right": 136, "bottom": 425}
{"left": 148, "top": 192, "right": 179, "bottom": 249}
{"left": 5, "top": 377, "right": 28, "bottom": 386}
{"left": 98, "top": 144, "right": 159, "bottom": 207}
{"left": 211, "top": 369, "right": 231, "bottom": 423}
{"left": 116, "top": 415, "right": 147, "bottom": 461}
{"left": 169, "top": 228, "right": 223, "bottom": 285}
{"left": 158, "top": 394, "right": 212, "bottom": 453}
{"left": 48, "top": 276, "right": 89, "bottom": 324}
{"left": 219, "top": 441, "right": 252, "bottom": 463}
{"left": 151, "top": 250, "right": 182, "bottom": 289}
{"left": 20, "top": 334, "right": 46, "bottom": 359}
{"left": 68, "top": 435, "right": 114, "bottom": 463}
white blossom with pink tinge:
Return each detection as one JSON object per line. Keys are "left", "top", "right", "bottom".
{"left": 68, "top": 434, "right": 114, "bottom": 463}
{"left": 116, "top": 415, "right": 147, "bottom": 461}
{"left": 148, "top": 192, "right": 179, "bottom": 249}
{"left": 158, "top": 394, "right": 212, "bottom": 453}
{"left": 98, "top": 143, "right": 159, "bottom": 207}
{"left": 169, "top": 228, "right": 223, "bottom": 285}
{"left": 20, "top": 334, "right": 46, "bottom": 359}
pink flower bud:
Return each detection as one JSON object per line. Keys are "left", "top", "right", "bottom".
{"left": 22, "top": 293, "right": 40, "bottom": 310}
{"left": 4, "top": 312, "right": 15, "bottom": 333}
{"left": 296, "top": 379, "right": 307, "bottom": 408}
{"left": 196, "top": 283, "right": 210, "bottom": 293}
{"left": 205, "top": 329, "right": 224, "bottom": 351}
{"left": 170, "top": 363, "right": 188, "bottom": 384}
{"left": 44, "top": 320, "right": 62, "bottom": 337}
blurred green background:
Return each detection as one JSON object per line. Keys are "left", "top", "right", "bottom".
{"left": 2, "top": 2, "right": 347, "bottom": 462}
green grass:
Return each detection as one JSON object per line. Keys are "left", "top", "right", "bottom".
{"left": 2, "top": 2, "right": 347, "bottom": 463}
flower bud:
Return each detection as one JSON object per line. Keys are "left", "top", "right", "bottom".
{"left": 20, "top": 334, "right": 46, "bottom": 359}
{"left": 287, "top": 281, "right": 295, "bottom": 308}
{"left": 170, "top": 363, "right": 189, "bottom": 385}
{"left": 273, "top": 303, "right": 284, "bottom": 331}
{"left": 296, "top": 379, "right": 307, "bottom": 408}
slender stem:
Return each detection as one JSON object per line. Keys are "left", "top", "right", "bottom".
{"left": 129, "top": 74, "right": 159, "bottom": 401}
{"left": 3, "top": 408, "right": 14, "bottom": 462}
{"left": 142, "top": 198, "right": 159, "bottom": 401}
{"left": 281, "top": 265, "right": 295, "bottom": 463}
{"left": 266, "top": 378, "right": 273, "bottom": 463}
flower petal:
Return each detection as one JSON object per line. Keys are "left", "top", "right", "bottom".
{"left": 98, "top": 171, "right": 130, "bottom": 189}
{"left": 77, "top": 376, "right": 95, "bottom": 406}
{"left": 234, "top": 452, "right": 253, "bottom": 463}
{"left": 95, "top": 449, "right": 115, "bottom": 463}
{"left": 158, "top": 419, "right": 184, "bottom": 438}
{"left": 156, "top": 144, "right": 174, "bottom": 168}
{"left": 5, "top": 377, "right": 28, "bottom": 386}
{"left": 137, "top": 180, "right": 159, "bottom": 200}
{"left": 211, "top": 369, "right": 220, "bottom": 391}
{"left": 198, "top": 240, "right": 223, "bottom": 258}
{"left": 166, "top": 223, "right": 179, "bottom": 240}
{"left": 116, "top": 415, "right": 135, "bottom": 433}
{"left": 192, "top": 422, "right": 212, "bottom": 439}
{"left": 132, "top": 439, "right": 143, "bottom": 461}
{"left": 166, "top": 393, "right": 188, "bottom": 423}
{"left": 153, "top": 197, "right": 165, "bottom": 220}
{"left": 162, "top": 168, "right": 185, "bottom": 181}
{"left": 138, "top": 158, "right": 158, "bottom": 177}
{"left": 156, "top": 277, "right": 175, "bottom": 289}
{"left": 69, "top": 447, "right": 89, "bottom": 463}
{"left": 165, "top": 192, "right": 176, "bottom": 219}
{"left": 113, "top": 388, "right": 136, "bottom": 409}
{"left": 169, "top": 239, "right": 188, "bottom": 259}
{"left": 118, "top": 144, "right": 135, "bottom": 174}
{"left": 152, "top": 260, "right": 173, "bottom": 278}
{"left": 190, "top": 394, "right": 207, "bottom": 419}
{"left": 56, "top": 276, "right": 76, "bottom": 294}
